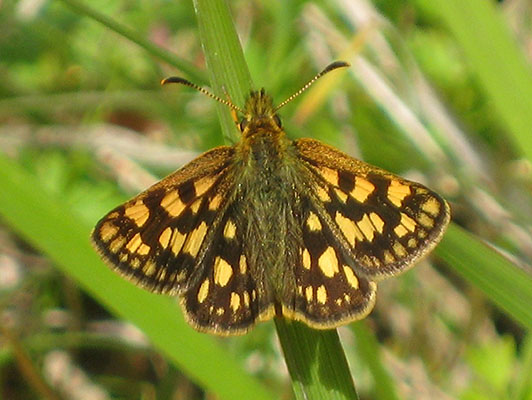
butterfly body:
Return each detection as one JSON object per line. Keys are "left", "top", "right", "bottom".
{"left": 92, "top": 78, "right": 450, "bottom": 335}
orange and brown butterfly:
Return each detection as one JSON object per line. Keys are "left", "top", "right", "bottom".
{"left": 91, "top": 61, "right": 450, "bottom": 335}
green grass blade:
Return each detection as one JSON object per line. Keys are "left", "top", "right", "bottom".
{"left": 275, "top": 319, "right": 359, "bottom": 400}
{"left": 415, "top": 0, "right": 532, "bottom": 161}
{"left": 192, "top": 0, "right": 252, "bottom": 143}
{"left": 0, "top": 154, "right": 276, "bottom": 400}
{"left": 191, "top": 0, "right": 358, "bottom": 398}
{"left": 436, "top": 224, "right": 532, "bottom": 330}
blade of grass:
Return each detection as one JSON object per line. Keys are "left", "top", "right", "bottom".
{"left": 56, "top": 0, "right": 207, "bottom": 84}
{"left": 192, "top": 0, "right": 252, "bottom": 143}
{"left": 191, "top": 0, "right": 358, "bottom": 398}
{"left": 415, "top": 0, "right": 532, "bottom": 161}
{"left": 0, "top": 154, "right": 276, "bottom": 400}
{"left": 275, "top": 319, "right": 359, "bottom": 400}
{"left": 436, "top": 224, "right": 532, "bottom": 330}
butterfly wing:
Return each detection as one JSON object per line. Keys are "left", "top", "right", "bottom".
{"left": 280, "top": 195, "right": 377, "bottom": 329}
{"left": 181, "top": 202, "right": 275, "bottom": 335}
{"left": 295, "top": 138, "right": 451, "bottom": 279}
{"left": 276, "top": 138, "right": 449, "bottom": 328}
{"left": 92, "top": 147, "right": 273, "bottom": 334}
{"left": 91, "top": 146, "right": 236, "bottom": 295}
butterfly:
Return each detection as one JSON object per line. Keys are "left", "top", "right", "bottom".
{"left": 91, "top": 61, "right": 450, "bottom": 335}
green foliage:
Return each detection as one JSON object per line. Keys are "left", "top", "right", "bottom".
{"left": 460, "top": 334, "right": 532, "bottom": 400}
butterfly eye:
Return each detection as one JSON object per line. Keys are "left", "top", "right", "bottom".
{"left": 273, "top": 114, "right": 282, "bottom": 129}
{"left": 239, "top": 119, "right": 249, "bottom": 131}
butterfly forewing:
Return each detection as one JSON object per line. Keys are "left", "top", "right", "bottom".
{"left": 91, "top": 147, "right": 235, "bottom": 294}
{"left": 295, "top": 138, "right": 450, "bottom": 279}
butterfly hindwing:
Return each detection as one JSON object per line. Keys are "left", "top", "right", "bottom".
{"left": 181, "top": 206, "right": 275, "bottom": 335}
{"left": 295, "top": 138, "right": 450, "bottom": 279}
{"left": 280, "top": 195, "right": 377, "bottom": 328}
{"left": 91, "top": 146, "right": 235, "bottom": 294}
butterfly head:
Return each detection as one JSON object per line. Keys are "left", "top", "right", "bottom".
{"left": 239, "top": 89, "right": 283, "bottom": 136}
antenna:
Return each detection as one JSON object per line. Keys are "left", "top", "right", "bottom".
{"left": 273, "top": 61, "right": 350, "bottom": 112}
{"left": 162, "top": 61, "right": 349, "bottom": 114}
{"left": 161, "top": 76, "right": 244, "bottom": 114}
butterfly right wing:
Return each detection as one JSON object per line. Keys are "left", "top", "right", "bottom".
{"left": 279, "top": 195, "right": 377, "bottom": 329}
{"left": 91, "top": 146, "right": 236, "bottom": 295}
{"left": 277, "top": 138, "right": 449, "bottom": 328}
{"left": 295, "top": 138, "right": 450, "bottom": 280}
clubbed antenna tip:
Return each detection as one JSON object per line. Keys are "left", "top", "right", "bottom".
{"left": 323, "top": 61, "right": 350, "bottom": 73}
{"left": 161, "top": 76, "right": 243, "bottom": 113}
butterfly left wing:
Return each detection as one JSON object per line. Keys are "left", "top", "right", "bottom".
{"left": 91, "top": 146, "right": 235, "bottom": 295}
{"left": 180, "top": 202, "right": 276, "bottom": 335}
{"left": 92, "top": 147, "right": 275, "bottom": 335}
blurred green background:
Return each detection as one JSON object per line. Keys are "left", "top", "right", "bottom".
{"left": 1, "top": 0, "right": 532, "bottom": 399}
